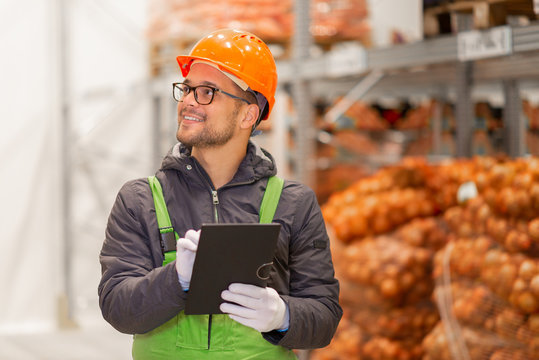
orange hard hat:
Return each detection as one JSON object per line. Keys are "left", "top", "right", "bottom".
{"left": 177, "top": 29, "right": 277, "bottom": 120}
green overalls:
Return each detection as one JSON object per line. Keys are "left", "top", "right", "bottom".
{"left": 132, "top": 176, "right": 297, "bottom": 360}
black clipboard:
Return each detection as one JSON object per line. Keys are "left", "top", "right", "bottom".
{"left": 184, "top": 223, "right": 281, "bottom": 315}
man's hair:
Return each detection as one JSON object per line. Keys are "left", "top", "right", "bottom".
{"left": 242, "top": 89, "right": 258, "bottom": 107}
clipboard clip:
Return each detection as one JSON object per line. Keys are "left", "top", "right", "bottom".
{"left": 256, "top": 262, "right": 274, "bottom": 280}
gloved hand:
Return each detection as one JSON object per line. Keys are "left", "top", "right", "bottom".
{"left": 176, "top": 229, "right": 200, "bottom": 290}
{"left": 220, "top": 283, "right": 289, "bottom": 333}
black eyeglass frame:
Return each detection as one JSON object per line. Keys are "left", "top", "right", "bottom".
{"left": 172, "top": 82, "right": 251, "bottom": 105}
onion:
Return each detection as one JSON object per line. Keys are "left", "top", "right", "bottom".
{"left": 489, "top": 217, "right": 509, "bottom": 243}
{"left": 519, "top": 260, "right": 537, "bottom": 281}
{"left": 476, "top": 203, "right": 491, "bottom": 223}
{"left": 514, "top": 189, "right": 531, "bottom": 217}
{"left": 513, "top": 278, "right": 528, "bottom": 293}
{"left": 490, "top": 163, "right": 515, "bottom": 188}
{"left": 505, "top": 230, "right": 521, "bottom": 253}
{"left": 506, "top": 230, "right": 532, "bottom": 253}
{"left": 528, "top": 218, "right": 539, "bottom": 241}
{"left": 530, "top": 275, "right": 539, "bottom": 297}
{"left": 483, "top": 187, "right": 497, "bottom": 209}
{"left": 529, "top": 314, "right": 539, "bottom": 333}
{"left": 400, "top": 272, "right": 415, "bottom": 290}
{"left": 474, "top": 171, "right": 489, "bottom": 191}
{"left": 513, "top": 171, "right": 534, "bottom": 190}
{"left": 380, "top": 278, "right": 400, "bottom": 298}
{"left": 531, "top": 183, "right": 539, "bottom": 208}
{"left": 372, "top": 213, "right": 392, "bottom": 234}
{"left": 517, "top": 291, "right": 539, "bottom": 313}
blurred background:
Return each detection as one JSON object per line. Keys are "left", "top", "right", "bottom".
{"left": 1, "top": 0, "right": 539, "bottom": 359}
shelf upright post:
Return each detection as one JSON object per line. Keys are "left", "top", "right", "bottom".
{"left": 503, "top": 79, "right": 525, "bottom": 157}
{"left": 455, "top": 61, "right": 474, "bottom": 158}
{"left": 291, "top": 2, "right": 313, "bottom": 356}
{"left": 454, "top": 12, "right": 475, "bottom": 158}
{"left": 292, "top": 0, "right": 315, "bottom": 188}
{"left": 432, "top": 97, "right": 443, "bottom": 156}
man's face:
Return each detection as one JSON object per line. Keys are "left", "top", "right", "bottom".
{"left": 176, "top": 63, "right": 244, "bottom": 148}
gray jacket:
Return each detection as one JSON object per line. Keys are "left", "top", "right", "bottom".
{"left": 98, "top": 141, "right": 342, "bottom": 349}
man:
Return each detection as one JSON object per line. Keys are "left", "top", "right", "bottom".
{"left": 98, "top": 28, "right": 342, "bottom": 359}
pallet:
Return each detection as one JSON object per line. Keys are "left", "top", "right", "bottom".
{"left": 149, "top": 38, "right": 198, "bottom": 78}
{"left": 424, "top": 0, "right": 537, "bottom": 37}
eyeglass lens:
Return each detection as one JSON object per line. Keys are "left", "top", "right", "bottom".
{"left": 173, "top": 84, "right": 215, "bottom": 105}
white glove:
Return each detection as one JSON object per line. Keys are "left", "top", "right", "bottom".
{"left": 176, "top": 229, "right": 200, "bottom": 290}
{"left": 220, "top": 283, "right": 289, "bottom": 333}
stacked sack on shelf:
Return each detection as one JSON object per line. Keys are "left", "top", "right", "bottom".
{"left": 316, "top": 158, "right": 450, "bottom": 360}
{"left": 339, "top": 100, "right": 434, "bottom": 132}
{"left": 424, "top": 158, "right": 539, "bottom": 360}
{"left": 524, "top": 100, "right": 539, "bottom": 155}
{"left": 146, "top": 0, "right": 370, "bottom": 46}
{"left": 313, "top": 156, "right": 539, "bottom": 360}
{"left": 524, "top": 100, "right": 539, "bottom": 131}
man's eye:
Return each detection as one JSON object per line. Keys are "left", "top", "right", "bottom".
{"left": 200, "top": 87, "right": 214, "bottom": 97}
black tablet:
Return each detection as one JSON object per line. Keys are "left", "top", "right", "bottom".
{"left": 184, "top": 223, "right": 281, "bottom": 315}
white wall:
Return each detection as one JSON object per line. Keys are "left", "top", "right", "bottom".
{"left": 0, "top": 0, "right": 153, "bottom": 333}
{"left": 67, "top": 0, "right": 154, "bottom": 327}
{"left": 0, "top": 0, "right": 60, "bottom": 333}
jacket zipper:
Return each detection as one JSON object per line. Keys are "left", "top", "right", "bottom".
{"left": 190, "top": 159, "right": 258, "bottom": 349}
{"left": 191, "top": 159, "right": 222, "bottom": 224}
{"left": 211, "top": 190, "right": 219, "bottom": 223}
{"left": 208, "top": 191, "right": 218, "bottom": 349}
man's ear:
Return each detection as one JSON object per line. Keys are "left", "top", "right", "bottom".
{"left": 240, "top": 104, "right": 260, "bottom": 130}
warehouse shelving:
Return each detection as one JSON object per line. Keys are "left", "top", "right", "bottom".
{"left": 278, "top": 20, "right": 539, "bottom": 165}
{"left": 278, "top": 20, "right": 539, "bottom": 80}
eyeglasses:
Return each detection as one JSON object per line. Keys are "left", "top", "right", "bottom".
{"left": 172, "top": 82, "right": 250, "bottom": 105}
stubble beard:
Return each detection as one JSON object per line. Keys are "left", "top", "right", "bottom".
{"left": 176, "top": 105, "right": 240, "bottom": 149}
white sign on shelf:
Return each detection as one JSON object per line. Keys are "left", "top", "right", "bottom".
{"left": 457, "top": 26, "right": 512, "bottom": 62}
{"left": 327, "top": 45, "right": 367, "bottom": 77}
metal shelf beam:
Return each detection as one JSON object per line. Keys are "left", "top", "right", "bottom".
{"left": 278, "top": 21, "right": 539, "bottom": 83}
{"left": 368, "top": 35, "right": 458, "bottom": 70}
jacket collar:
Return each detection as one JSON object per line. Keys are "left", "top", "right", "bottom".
{"left": 160, "top": 141, "right": 277, "bottom": 184}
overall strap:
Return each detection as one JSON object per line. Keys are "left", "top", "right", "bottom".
{"left": 148, "top": 175, "right": 178, "bottom": 265}
{"left": 259, "top": 176, "right": 284, "bottom": 224}
{"left": 148, "top": 175, "right": 284, "bottom": 266}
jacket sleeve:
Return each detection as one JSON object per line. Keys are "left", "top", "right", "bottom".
{"left": 263, "top": 185, "right": 342, "bottom": 349}
{"left": 98, "top": 180, "right": 187, "bottom": 334}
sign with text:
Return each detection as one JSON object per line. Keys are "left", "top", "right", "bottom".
{"left": 457, "top": 26, "right": 512, "bottom": 62}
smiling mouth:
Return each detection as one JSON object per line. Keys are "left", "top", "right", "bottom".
{"left": 180, "top": 110, "right": 205, "bottom": 123}
{"left": 184, "top": 115, "right": 203, "bottom": 122}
